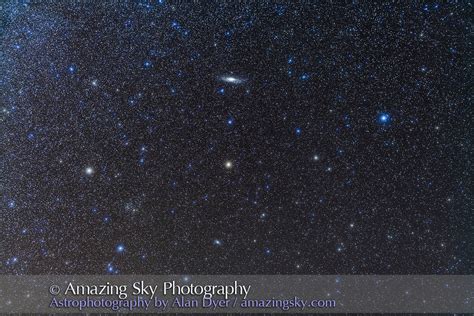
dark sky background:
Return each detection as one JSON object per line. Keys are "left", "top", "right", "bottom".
{"left": 1, "top": 1, "right": 472, "bottom": 275}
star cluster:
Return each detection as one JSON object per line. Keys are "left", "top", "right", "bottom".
{"left": 1, "top": 1, "right": 472, "bottom": 274}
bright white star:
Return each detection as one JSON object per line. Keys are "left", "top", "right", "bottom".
{"left": 84, "top": 166, "right": 95, "bottom": 175}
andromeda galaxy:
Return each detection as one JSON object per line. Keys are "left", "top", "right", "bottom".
{"left": 219, "top": 75, "right": 246, "bottom": 84}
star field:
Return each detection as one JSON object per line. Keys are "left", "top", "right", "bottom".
{"left": 1, "top": 1, "right": 472, "bottom": 275}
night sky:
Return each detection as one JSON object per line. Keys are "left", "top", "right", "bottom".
{"left": 1, "top": 1, "right": 472, "bottom": 275}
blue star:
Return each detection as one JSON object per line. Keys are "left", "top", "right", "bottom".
{"left": 7, "top": 257, "right": 18, "bottom": 265}
{"left": 217, "top": 87, "right": 225, "bottom": 95}
{"left": 171, "top": 20, "right": 181, "bottom": 30}
{"left": 300, "top": 73, "right": 309, "bottom": 81}
{"left": 116, "top": 244, "right": 125, "bottom": 253}
{"left": 7, "top": 200, "right": 15, "bottom": 208}
{"left": 227, "top": 117, "right": 234, "bottom": 126}
{"left": 377, "top": 112, "right": 391, "bottom": 124}
{"left": 128, "top": 96, "right": 138, "bottom": 106}
{"left": 295, "top": 127, "right": 302, "bottom": 135}
{"left": 213, "top": 239, "right": 222, "bottom": 246}
{"left": 67, "top": 64, "right": 77, "bottom": 74}
{"left": 106, "top": 262, "right": 116, "bottom": 273}
{"left": 143, "top": 60, "right": 153, "bottom": 69}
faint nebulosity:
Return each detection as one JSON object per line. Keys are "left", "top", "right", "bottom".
{"left": 1, "top": 1, "right": 472, "bottom": 274}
